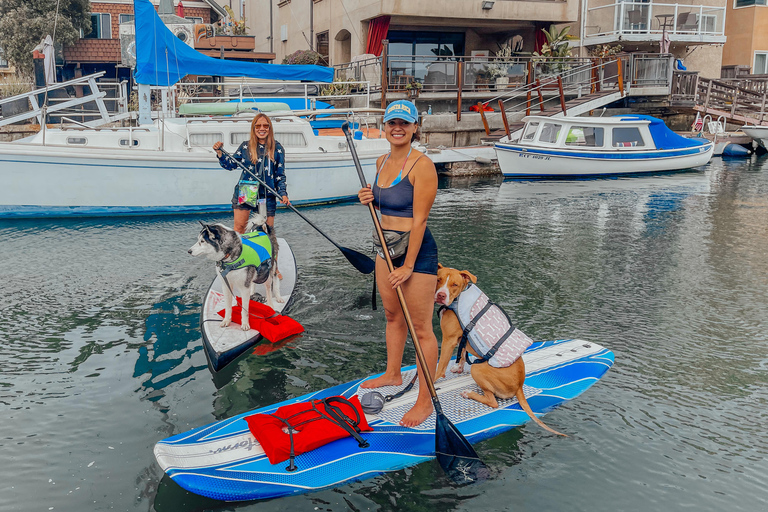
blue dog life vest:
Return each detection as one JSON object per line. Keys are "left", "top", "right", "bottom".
{"left": 442, "top": 284, "right": 533, "bottom": 368}
{"left": 219, "top": 231, "right": 272, "bottom": 277}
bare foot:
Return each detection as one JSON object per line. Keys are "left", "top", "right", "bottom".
{"left": 399, "top": 399, "right": 434, "bottom": 427}
{"left": 360, "top": 373, "right": 403, "bottom": 389}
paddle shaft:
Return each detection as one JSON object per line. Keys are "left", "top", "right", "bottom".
{"left": 342, "top": 126, "right": 439, "bottom": 399}
{"left": 220, "top": 148, "right": 344, "bottom": 250}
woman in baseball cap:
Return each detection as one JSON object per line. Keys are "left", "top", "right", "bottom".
{"left": 357, "top": 99, "right": 439, "bottom": 428}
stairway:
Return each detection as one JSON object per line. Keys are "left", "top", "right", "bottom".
{"left": 481, "top": 90, "right": 624, "bottom": 143}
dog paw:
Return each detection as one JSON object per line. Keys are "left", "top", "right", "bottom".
{"left": 274, "top": 295, "right": 285, "bottom": 304}
{"left": 460, "top": 390, "right": 470, "bottom": 399}
{"left": 241, "top": 323, "right": 250, "bottom": 332}
{"left": 220, "top": 319, "right": 231, "bottom": 328}
{"left": 450, "top": 364, "right": 463, "bottom": 374}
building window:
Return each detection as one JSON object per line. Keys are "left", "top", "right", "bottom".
{"left": 119, "top": 14, "right": 134, "bottom": 24}
{"left": 755, "top": 53, "right": 768, "bottom": 75}
{"left": 84, "top": 13, "right": 111, "bottom": 39}
{"left": 387, "top": 31, "right": 465, "bottom": 83}
{"left": 0, "top": 47, "right": 8, "bottom": 68}
{"left": 735, "top": 0, "right": 767, "bottom": 7}
{"left": 185, "top": 17, "right": 204, "bottom": 24}
{"left": 316, "top": 31, "right": 329, "bottom": 65}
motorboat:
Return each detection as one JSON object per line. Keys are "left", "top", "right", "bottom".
{"left": 495, "top": 115, "right": 714, "bottom": 178}
{"left": 740, "top": 125, "right": 768, "bottom": 150}
{"left": 0, "top": 114, "right": 388, "bottom": 218}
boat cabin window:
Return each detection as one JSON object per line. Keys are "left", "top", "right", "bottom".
{"left": 522, "top": 122, "right": 539, "bottom": 142}
{"left": 66, "top": 137, "right": 87, "bottom": 145}
{"left": 119, "top": 138, "right": 139, "bottom": 147}
{"left": 565, "top": 126, "right": 604, "bottom": 147}
{"left": 612, "top": 127, "right": 645, "bottom": 147}
{"left": 189, "top": 132, "right": 224, "bottom": 147}
{"left": 275, "top": 132, "right": 307, "bottom": 148}
{"left": 538, "top": 123, "right": 562, "bottom": 144}
{"left": 231, "top": 132, "right": 249, "bottom": 146}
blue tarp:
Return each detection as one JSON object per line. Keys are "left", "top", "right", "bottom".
{"left": 133, "top": 0, "right": 334, "bottom": 86}
{"left": 618, "top": 115, "right": 707, "bottom": 150}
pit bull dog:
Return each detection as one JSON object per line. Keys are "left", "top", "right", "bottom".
{"left": 434, "top": 263, "right": 566, "bottom": 436}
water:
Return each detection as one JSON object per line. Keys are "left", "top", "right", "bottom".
{"left": 2, "top": 158, "right": 767, "bottom": 512}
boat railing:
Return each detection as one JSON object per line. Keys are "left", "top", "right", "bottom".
{"left": 0, "top": 72, "right": 130, "bottom": 128}
{"left": 159, "top": 78, "right": 373, "bottom": 114}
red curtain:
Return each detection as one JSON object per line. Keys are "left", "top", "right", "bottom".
{"left": 534, "top": 23, "right": 547, "bottom": 53}
{"left": 366, "top": 16, "right": 391, "bottom": 56}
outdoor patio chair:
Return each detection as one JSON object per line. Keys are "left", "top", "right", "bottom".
{"left": 676, "top": 12, "right": 698, "bottom": 32}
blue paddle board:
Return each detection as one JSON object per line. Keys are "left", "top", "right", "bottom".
{"left": 154, "top": 338, "right": 614, "bottom": 501}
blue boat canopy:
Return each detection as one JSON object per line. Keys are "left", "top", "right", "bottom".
{"left": 618, "top": 115, "right": 707, "bottom": 150}
{"left": 133, "top": 0, "right": 334, "bottom": 86}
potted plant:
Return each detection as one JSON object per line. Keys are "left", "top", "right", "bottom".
{"left": 485, "top": 45, "right": 512, "bottom": 89}
{"left": 404, "top": 80, "right": 422, "bottom": 98}
{"left": 532, "top": 25, "right": 574, "bottom": 77}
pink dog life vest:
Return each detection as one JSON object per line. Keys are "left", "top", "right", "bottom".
{"left": 442, "top": 284, "right": 533, "bottom": 368}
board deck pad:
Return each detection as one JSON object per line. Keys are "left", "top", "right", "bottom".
{"left": 155, "top": 339, "right": 614, "bottom": 501}
{"left": 201, "top": 237, "right": 297, "bottom": 372}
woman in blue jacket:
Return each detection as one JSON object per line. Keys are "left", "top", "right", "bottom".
{"left": 213, "top": 113, "right": 290, "bottom": 234}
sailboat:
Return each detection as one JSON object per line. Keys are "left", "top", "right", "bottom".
{"left": 0, "top": 0, "right": 387, "bottom": 218}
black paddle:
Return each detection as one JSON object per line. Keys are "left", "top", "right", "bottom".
{"left": 218, "top": 148, "right": 375, "bottom": 275}
{"left": 341, "top": 123, "right": 489, "bottom": 485}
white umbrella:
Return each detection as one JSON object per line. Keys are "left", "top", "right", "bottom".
{"left": 32, "top": 35, "right": 55, "bottom": 85}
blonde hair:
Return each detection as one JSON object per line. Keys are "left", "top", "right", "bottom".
{"left": 248, "top": 113, "right": 276, "bottom": 163}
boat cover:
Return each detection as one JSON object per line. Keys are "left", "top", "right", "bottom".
{"left": 133, "top": 0, "right": 334, "bottom": 86}
{"left": 619, "top": 115, "right": 708, "bottom": 150}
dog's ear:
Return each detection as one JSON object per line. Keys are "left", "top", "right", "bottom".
{"left": 198, "top": 220, "right": 206, "bottom": 227}
{"left": 460, "top": 270, "right": 477, "bottom": 284}
{"left": 437, "top": 263, "right": 444, "bottom": 270}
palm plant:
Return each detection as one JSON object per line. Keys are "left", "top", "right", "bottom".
{"left": 532, "top": 25, "right": 573, "bottom": 75}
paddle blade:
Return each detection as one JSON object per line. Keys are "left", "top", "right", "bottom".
{"left": 340, "top": 246, "right": 375, "bottom": 274}
{"left": 435, "top": 413, "right": 490, "bottom": 485}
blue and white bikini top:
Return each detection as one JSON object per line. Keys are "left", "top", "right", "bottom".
{"left": 371, "top": 149, "right": 424, "bottom": 218}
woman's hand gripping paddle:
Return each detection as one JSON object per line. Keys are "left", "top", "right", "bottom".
{"left": 218, "top": 148, "right": 375, "bottom": 275}
{"left": 341, "top": 123, "right": 489, "bottom": 485}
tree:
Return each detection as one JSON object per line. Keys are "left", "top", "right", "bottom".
{"left": 0, "top": 0, "right": 92, "bottom": 73}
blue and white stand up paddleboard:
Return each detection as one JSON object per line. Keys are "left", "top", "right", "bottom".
{"left": 200, "top": 238, "right": 297, "bottom": 373}
{"left": 154, "top": 338, "right": 613, "bottom": 501}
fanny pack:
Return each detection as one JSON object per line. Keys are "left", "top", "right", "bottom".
{"left": 372, "top": 229, "right": 410, "bottom": 259}
{"left": 237, "top": 180, "right": 262, "bottom": 207}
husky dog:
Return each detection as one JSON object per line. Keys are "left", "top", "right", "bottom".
{"left": 189, "top": 213, "right": 283, "bottom": 331}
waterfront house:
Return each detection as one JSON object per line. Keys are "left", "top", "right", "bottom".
{"left": 721, "top": 0, "right": 768, "bottom": 75}
{"left": 572, "top": 0, "right": 727, "bottom": 78}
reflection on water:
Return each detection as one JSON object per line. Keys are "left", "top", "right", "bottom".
{"left": 1, "top": 159, "right": 767, "bottom": 512}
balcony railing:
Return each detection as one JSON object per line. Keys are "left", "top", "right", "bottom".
{"left": 334, "top": 53, "right": 672, "bottom": 94}
{"left": 585, "top": 1, "right": 725, "bottom": 39}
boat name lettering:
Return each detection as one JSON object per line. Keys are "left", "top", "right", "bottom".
{"left": 209, "top": 437, "right": 256, "bottom": 454}
{"left": 517, "top": 153, "right": 551, "bottom": 161}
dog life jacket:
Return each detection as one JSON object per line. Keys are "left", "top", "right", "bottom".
{"left": 244, "top": 395, "right": 372, "bottom": 471}
{"left": 440, "top": 283, "right": 533, "bottom": 368}
{"left": 218, "top": 231, "right": 272, "bottom": 278}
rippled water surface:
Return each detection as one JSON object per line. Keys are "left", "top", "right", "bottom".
{"left": 2, "top": 157, "right": 767, "bottom": 512}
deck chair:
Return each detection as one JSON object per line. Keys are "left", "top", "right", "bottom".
{"left": 676, "top": 12, "right": 698, "bottom": 32}
{"left": 627, "top": 10, "right": 644, "bottom": 31}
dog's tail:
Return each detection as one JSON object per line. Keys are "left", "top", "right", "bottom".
{"left": 516, "top": 388, "right": 568, "bottom": 437}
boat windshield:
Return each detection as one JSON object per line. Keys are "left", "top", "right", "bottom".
{"left": 522, "top": 122, "right": 539, "bottom": 142}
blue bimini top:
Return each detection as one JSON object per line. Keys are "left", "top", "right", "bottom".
{"left": 618, "top": 115, "right": 708, "bottom": 150}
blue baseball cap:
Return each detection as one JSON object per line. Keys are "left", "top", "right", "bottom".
{"left": 383, "top": 100, "right": 419, "bottom": 124}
